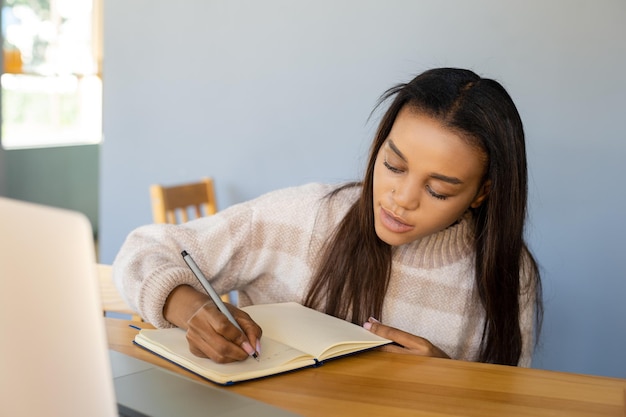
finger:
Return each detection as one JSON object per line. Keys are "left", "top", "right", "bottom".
{"left": 379, "top": 344, "right": 416, "bottom": 355}
{"left": 212, "top": 305, "right": 260, "bottom": 359}
{"left": 186, "top": 303, "right": 251, "bottom": 362}
{"left": 363, "top": 318, "right": 415, "bottom": 345}
{"left": 227, "top": 304, "right": 263, "bottom": 354}
{"left": 198, "top": 302, "right": 262, "bottom": 358}
{"left": 363, "top": 318, "right": 449, "bottom": 358}
{"left": 186, "top": 326, "right": 248, "bottom": 363}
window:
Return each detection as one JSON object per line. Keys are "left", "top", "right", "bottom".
{"left": 1, "top": 0, "right": 102, "bottom": 149}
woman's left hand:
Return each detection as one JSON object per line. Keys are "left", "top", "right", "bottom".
{"left": 363, "top": 317, "right": 450, "bottom": 359}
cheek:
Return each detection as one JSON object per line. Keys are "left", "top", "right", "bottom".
{"left": 371, "top": 161, "right": 386, "bottom": 198}
{"left": 432, "top": 200, "right": 473, "bottom": 228}
{"left": 372, "top": 159, "right": 394, "bottom": 190}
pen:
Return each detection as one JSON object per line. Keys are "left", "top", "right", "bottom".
{"left": 181, "top": 250, "right": 259, "bottom": 361}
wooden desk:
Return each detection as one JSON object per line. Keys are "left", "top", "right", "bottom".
{"left": 106, "top": 318, "right": 626, "bottom": 417}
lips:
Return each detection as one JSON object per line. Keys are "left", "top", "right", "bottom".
{"left": 379, "top": 207, "right": 414, "bottom": 233}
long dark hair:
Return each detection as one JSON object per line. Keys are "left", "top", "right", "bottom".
{"left": 304, "top": 68, "right": 542, "bottom": 366}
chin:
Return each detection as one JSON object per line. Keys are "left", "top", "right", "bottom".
{"left": 374, "top": 225, "right": 413, "bottom": 247}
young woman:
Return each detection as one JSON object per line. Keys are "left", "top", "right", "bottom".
{"left": 113, "top": 67, "right": 542, "bottom": 367}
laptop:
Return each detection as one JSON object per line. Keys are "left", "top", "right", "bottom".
{"left": 0, "top": 197, "right": 299, "bottom": 417}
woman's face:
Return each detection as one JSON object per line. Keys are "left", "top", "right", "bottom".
{"left": 372, "top": 107, "right": 490, "bottom": 246}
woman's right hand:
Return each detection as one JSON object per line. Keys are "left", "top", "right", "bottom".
{"left": 163, "top": 285, "right": 262, "bottom": 363}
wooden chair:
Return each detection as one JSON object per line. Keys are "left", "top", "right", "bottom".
{"left": 149, "top": 177, "right": 233, "bottom": 303}
{"left": 96, "top": 264, "right": 142, "bottom": 321}
{"left": 150, "top": 177, "right": 217, "bottom": 224}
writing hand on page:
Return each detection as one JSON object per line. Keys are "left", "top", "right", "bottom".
{"left": 163, "top": 285, "right": 262, "bottom": 363}
{"left": 362, "top": 317, "right": 450, "bottom": 359}
{"left": 185, "top": 301, "right": 263, "bottom": 363}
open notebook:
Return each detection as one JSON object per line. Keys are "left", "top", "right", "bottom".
{"left": 0, "top": 197, "right": 299, "bottom": 417}
{"left": 134, "top": 302, "right": 391, "bottom": 385}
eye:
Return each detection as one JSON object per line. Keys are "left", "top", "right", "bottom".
{"left": 426, "top": 185, "right": 448, "bottom": 200}
{"left": 383, "top": 157, "right": 403, "bottom": 174}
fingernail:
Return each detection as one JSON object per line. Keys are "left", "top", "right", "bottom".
{"left": 368, "top": 317, "right": 381, "bottom": 324}
{"left": 256, "top": 340, "right": 262, "bottom": 355}
{"left": 363, "top": 322, "right": 372, "bottom": 330}
{"left": 241, "top": 341, "right": 256, "bottom": 356}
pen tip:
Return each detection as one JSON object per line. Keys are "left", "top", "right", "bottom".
{"left": 252, "top": 352, "right": 260, "bottom": 361}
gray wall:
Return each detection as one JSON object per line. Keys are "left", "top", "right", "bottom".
{"left": 101, "top": 0, "right": 626, "bottom": 378}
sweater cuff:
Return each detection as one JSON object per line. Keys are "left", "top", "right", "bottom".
{"left": 138, "top": 264, "right": 206, "bottom": 328}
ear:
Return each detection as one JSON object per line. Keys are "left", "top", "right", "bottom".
{"left": 470, "top": 180, "right": 491, "bottom": 209}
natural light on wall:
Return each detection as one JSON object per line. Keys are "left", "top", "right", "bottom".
{"left": 1, "top": 0, "right": 102, "bottom": 149}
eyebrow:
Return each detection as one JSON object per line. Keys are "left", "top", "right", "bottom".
{"left": 387, "top": 139, "right": 407, "bottom": 162}
{"left": 386, "top": 140, "right": 464, "bottom": 185}
{"left": 431, "top": 173, "right": 463, "bottom": 185}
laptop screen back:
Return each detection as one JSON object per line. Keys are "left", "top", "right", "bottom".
{"left": 0, "top": 197, "right": 118, "bottom": 417}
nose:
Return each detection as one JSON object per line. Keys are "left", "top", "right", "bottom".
{"left": 393, "top": 180, "right": 420, "bottom": 211}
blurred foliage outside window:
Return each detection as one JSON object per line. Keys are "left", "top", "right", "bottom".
{"left": 2, "top": 0, "right": 101, "bottom": 149}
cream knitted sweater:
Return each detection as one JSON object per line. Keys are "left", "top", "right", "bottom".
{"left": 113, "top": 183, "right": 536, "bottom": 366}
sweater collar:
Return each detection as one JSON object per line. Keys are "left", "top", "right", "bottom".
{"left": 392, "top": 211, "right": 474, "bottom": 269}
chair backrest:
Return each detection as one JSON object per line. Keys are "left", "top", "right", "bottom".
{"left": 149, "top": 177, "right": 233, "bottom": 303}
{"left": 97, "top": 264, "right": 142, "bottom": 321}
{"left": 150, "top": 177, "right": 217, "bottom": 224}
